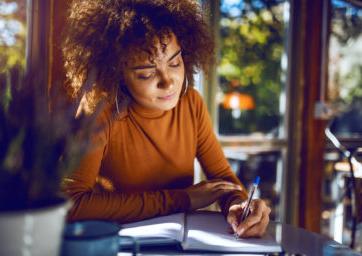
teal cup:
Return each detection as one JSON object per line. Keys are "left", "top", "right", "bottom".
{"left": 61, "top": 220, "right": 120, "bottom": 256}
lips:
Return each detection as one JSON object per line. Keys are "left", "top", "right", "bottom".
{"left": 158, "top": 92, "right": 176, "bottom": 100}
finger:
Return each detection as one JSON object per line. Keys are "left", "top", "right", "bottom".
{"left": 241, "top": 207, "right": 270, "bottom": 238}
{"left": 244, "top": 199, "right": 263, "bottom": 223}
{"left": 207, "top": 180, "right": 240, "bottom": 188}
{"left": 235, "top": 213, "right": 262, "bottom": 237}
{"left": 208, "top": 179, "right": 225, "bottom": 183}
{"left": 194, "top": 180, "right": 228, "bottom": 190}
{"left": 226, "top": 207, "right": 243, "bottom": 232}
{"left": 212, "top": 188, "right": 236, "bottom": 199}
{"left": 212, "top": 186, "right": 243, "bottom": 200}
{"left": 202, "top": 181, "right": 223, "bottom": 190}
{"left": 237, "top": 202, "right": 271, "bottom": 237}
{"left": 194, "top": 180, "right": 207, "bottom": 187}
{"left": 235, "top": 200, "right": 264, "bottom": 236}
{"left": 212, "top": 182, "right": 242, "bottom": 191}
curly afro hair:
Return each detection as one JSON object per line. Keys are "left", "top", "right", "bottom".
{"left": 62, "top": 0, "right": 215, "bottom": 107}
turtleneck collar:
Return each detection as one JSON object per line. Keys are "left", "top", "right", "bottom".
{"left": 129, "top": 100, "right": 168, "bottom": 119}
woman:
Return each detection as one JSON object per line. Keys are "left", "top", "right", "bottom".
{"left": 62, "top": 0, "right": 270, "bottom": 238}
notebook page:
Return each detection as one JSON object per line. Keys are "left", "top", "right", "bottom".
{"left": 119, "top": 212, "right": 185, "bottom": 242}
{"left": 182, "top": 212, "right": 282, "bottom": 253}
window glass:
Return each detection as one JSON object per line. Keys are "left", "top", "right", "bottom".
{"left": 218, "top": 0, "right": 289, "bottom": 137}
{"left": 225, "top": 147, "right": 283, "bottom": 220}
{"left": 0, "top": 0, "right": 27, "bottom": 76}
{"left": 327, "top": 0, "right": 362, "bottom": 138}
{"left": 322, "top": 0, "right": 362, "bottom": 248}
{"left": 216, "top": 0, "right": 290, "bottom": 222}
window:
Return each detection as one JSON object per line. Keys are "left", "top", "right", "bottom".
{"left": 218, "top": 0, "right": 289, "bottom": 137}
{"left": 0, "top": 0, "right": 27, "bottom": 76}
{"left": 204, "top": 0, "right": 291, "bottom": 221}
{"left": 321, "top": 0, "right": 362, "bottom": 249}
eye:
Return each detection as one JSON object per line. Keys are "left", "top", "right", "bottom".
{"left": 169, "top": 60, "right": 181, "bottom": 68}
{"left": 137, "top": 75, "right": 151, "bottom": 80}
{"left": 137, "top": 72, "right": 155, "bottom": 80}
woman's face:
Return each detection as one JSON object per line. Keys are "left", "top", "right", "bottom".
{"left": 123, "top": 33, "right": 185, "bottom": 111}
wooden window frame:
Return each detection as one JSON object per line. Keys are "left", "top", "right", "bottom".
{"left": 26, "top": 0, "right": 52, "bottom": 95}
{"left": 206, "top": 0, "right": 329, "bottom": 232}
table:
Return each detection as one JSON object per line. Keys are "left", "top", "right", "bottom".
{"left": 272, "top": 222, "right": 360, "bottom": 255}
{"left": 118, "top": 221, "right": 362, "bottom": 255}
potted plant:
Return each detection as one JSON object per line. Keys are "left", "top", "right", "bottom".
{"left": 0, "top": 67, "right": 97, "bottom": 255}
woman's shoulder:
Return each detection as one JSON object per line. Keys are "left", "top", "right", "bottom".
{"left": 94, "top": 99, "right": 129, "bottom": 125}
{"left": 83, "top": 102, "right": 113, "bottom": 133}
{"left": 180, "top": 87, "right": 208, "bottom": 120}
{"left": 75, "top": 93, "right": 115, "bottom": 120}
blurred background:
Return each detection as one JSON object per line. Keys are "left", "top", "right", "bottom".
{"left": 1, "top": 0, "right": 361, "bottom": 251}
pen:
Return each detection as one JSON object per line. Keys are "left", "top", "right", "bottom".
{"left": 240, "top": 176, "right": 260, "bottom": 222}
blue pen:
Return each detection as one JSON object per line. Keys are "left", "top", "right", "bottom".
{"left": 240, "top": 176, "right": 260, "bottom": 222}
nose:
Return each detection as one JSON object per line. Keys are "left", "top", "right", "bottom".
{"left": 157, "top": 70, "right": 173, "bottom": 90}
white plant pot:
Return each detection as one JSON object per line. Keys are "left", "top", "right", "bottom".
{"left": 0, "top": 199, "right": 70, "bottom": 256}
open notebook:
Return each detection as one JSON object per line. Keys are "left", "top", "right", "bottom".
{"left": 119, "top": 211, "right": 283, "bottom": 253}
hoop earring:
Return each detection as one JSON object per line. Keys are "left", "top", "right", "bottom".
{"left": 115, "top": 82, "right": 131, "bottom": 118}
{"left": 115, "top": 89, "right": 120, "bottom": 114}
{"left": 182, "top": 76, "right": 189, "bottom": 97}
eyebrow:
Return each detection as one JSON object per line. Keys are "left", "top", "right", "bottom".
{"left": 168, "top": 49, "right": 182, "bottom": 62}
{"left": 130, "top": 49, "right": 182, "bottom": 70}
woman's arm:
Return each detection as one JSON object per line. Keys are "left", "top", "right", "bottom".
{"left": 192, "top": 90, "right": 248, "bottom": 213}
{"left": 65, "top": 178, "right": 190, "bottom": 223}
{"left": 63, "top": 108, "right": 190, "bottom": 223}
{"left": 192, "top": 90, "right": 271, "bottom": 237}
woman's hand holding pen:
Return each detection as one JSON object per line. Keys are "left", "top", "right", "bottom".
{"left": 185, "top": 179, "right": 243, "bottom": 211}
{"left": 227, "top": 198, "right": 271, "bottom": 238}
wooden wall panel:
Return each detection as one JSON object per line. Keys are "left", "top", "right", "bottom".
{"left": 49, "top": 0, "right": 71, "bottom": 96}
{"left": 298, "top": 0, "right": 327, "bottom": 232}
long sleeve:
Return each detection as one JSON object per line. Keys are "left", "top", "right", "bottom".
{"left": 65, "top": 181, "right": 190, "bottom": 223}
{"left": 63, "top": 88, "right": 242, "bottom": 223}
{"left": 63, "top": 107, "right": 190, "bottom": 223}
{"left": 193, "top": 91, "right": 248, "bottom": 215}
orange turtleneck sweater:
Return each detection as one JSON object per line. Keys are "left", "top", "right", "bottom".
{"left": 63, "top": 88, "right": 247, "bottom": 223}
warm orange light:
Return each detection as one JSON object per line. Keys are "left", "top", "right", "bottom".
{"left": 222, "top": 92, "right": 255, "bottom": 110}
